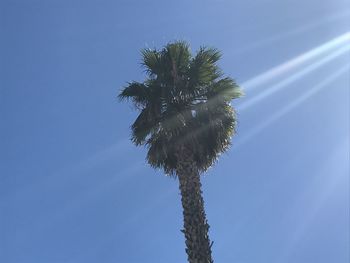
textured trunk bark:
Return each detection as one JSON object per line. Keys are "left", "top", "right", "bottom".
{"left": 176, "top": 147, "right": 214, "bottom": 263}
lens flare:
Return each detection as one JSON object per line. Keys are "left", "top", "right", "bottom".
{"left": 235, "top": 64, "right": 349, "bottom": 148}
{"left": 241, "top": 32, "right": 350, "bottom": 92}
{"left": 232, "top": 11, "right": 350, "bottom": 56}
{"left": 238, "top": 43, "right": 350, "bottom": 112}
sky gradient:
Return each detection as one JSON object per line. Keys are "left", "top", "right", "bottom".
{"left": 1, "top": 0, "right": 349, "bottom": 262}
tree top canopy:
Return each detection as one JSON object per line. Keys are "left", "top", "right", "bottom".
{"left": 119, "top": 41, "right": 243, "bottom": 175}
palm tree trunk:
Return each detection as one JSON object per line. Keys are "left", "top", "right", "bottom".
{"left": 176, "top": 147, "right": 214, "bottom": 263}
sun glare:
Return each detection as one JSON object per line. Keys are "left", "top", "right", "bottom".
{"left": 237, "top": 34, "right": 350, "bottom": 112}
{"left": 235, "top": 64, "right": 349, "bottom": 148}
{"left": 241, "top": 32, "right": 350, "bottom": 92}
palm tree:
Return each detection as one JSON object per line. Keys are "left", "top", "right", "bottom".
{"left": 119, "top": 41, "right": 242, "bottom": 263}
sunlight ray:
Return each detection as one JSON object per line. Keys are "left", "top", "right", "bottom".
{"left": 108, "top": 32, "right": 350, "bottom": 169}
{"left": 0, "top": 139, "right": 131, "bottom": 201}
{"left": 277, "top": 138, "right": 349, "bottom": 262}
{"left": 157, "top": 43, "right": 348, "bottom": 151}
{"left": 123, "top": 39, "right": 349, "bottom": 163}
{"left": 237, "top": 44, "right": 350, "bottom": 112}
{"left": 222, "top": 71, "right": 349, "bottom": 247}
{"left": 234, "top": 64, "right": 349, "bottom": 148}
{"left": 232, "top": 11, "right": 350, "bottom": 56}
{"left": 241, "top": 32, "right": 350, "bottom": 92}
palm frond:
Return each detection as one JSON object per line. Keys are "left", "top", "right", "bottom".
{"left": 118, "top": 82, "right": 150, "bottom": 109}
{"left": 131, "top": 107, "right": 154, "bottom": 145}
{"left": 208, "top": 78, "right": 244, "bottom": 101}
{"left": 141, "top": 48, "right": 163, "bottom": 77}
{"left": 188, "top": 47, "right": 222, "bottom": 87}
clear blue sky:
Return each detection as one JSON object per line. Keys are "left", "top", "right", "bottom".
{"left": 1, "top": 0, "right": 349, "bottom": 262}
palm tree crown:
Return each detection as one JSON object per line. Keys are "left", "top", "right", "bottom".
{"left": 119, "top": 41, "right": 242, "bottom": 175}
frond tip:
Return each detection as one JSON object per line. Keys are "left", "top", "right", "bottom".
{"left": 118, "top": 82, "right": 150, "bottom": 109}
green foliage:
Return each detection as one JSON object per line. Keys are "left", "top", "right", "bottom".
{"left": 119, "top": 41, "right": 243, "bottom": 175}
